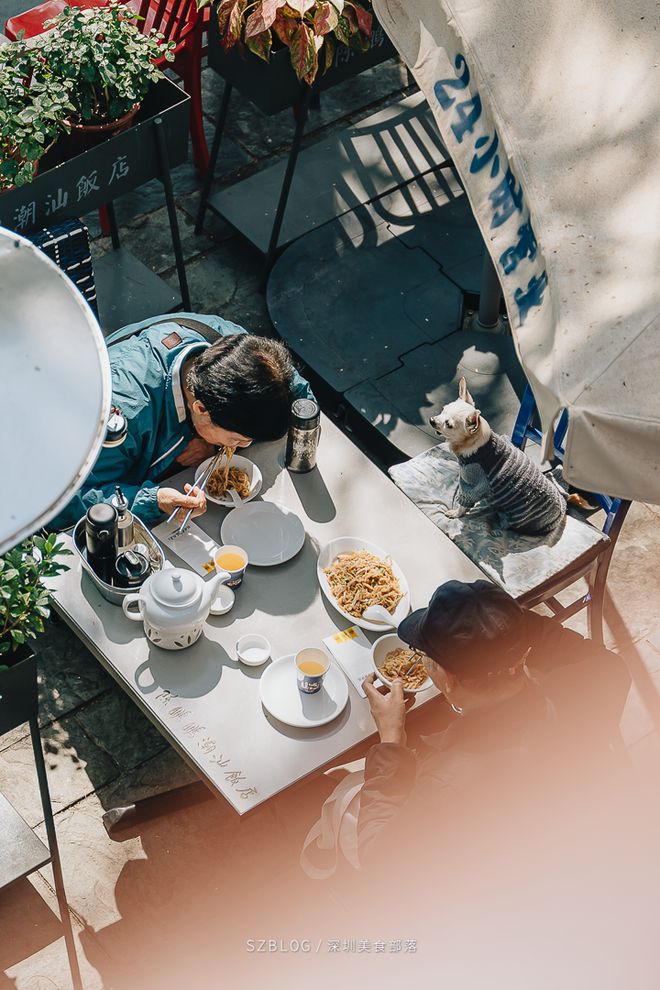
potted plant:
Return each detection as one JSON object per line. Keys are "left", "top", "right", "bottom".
{"left": 0, "top": 534, "right": 71, "bottom": 734}
{"left": 0, "top": 41, "right": 74, "bottom": 192}
{"left": 202, "top": 0, "right": 395, "bottom": 114}
{"left": 37, "top": 1, "right": 174, "bottom": 150}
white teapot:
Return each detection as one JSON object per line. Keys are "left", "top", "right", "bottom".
{"left": 122, "top": 567, "right": 228, "bottom": 650}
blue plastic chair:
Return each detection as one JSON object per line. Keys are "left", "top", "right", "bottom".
{"left": 510, "top": 384, "right": 631, "bottom": 641}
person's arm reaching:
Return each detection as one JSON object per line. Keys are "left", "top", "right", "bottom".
{"left": 358, "top": 675, "right": 417, "bottom": 853}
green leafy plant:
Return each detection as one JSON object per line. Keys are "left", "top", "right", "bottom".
{"left": 0, "top": 40, "right": 74, "bottom": 191}
{"left": 39, "top": 1, "right": 175, "bottom": 125}
{"left": 198, "top": 0, "right": 374, "bottom": 85}
{"left": 0, "top": 534, "right": 72, "bottom": 670}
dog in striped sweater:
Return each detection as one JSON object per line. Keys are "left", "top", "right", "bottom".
{"left": 429, "top": 378, "right": 566, "bottom": 535}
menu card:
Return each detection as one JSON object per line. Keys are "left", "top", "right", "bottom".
{"left": 323, "top": 625, "right": 374, "bottom": 699}
{"left": 152, "top": 519, "right": 219, "bottom": 577}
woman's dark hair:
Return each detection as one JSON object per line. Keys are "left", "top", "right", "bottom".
{"left": 186, "top": 334, "right": 296, "bottom": 440}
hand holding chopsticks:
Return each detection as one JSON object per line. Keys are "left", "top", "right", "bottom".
{"left": 166, "top": 449, "right": 223, "bottom": 536}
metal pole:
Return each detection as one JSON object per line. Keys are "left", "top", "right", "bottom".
{"left": 260, "top": 83, "right": 315, "bottom": 291}
{"left": 195, "top": 82, "right": 233, "bottom": 236}
{"left": 105, "top": 202, "right": 121, "bottom": 251}
{"left": 477, "top": 250, "right": 502, "bottom": 329}
{"left": 30, "top": 719, "right": 83, "bottom": 990}
{"left": 154, "top": 116, "right": 191, "bottom": 311}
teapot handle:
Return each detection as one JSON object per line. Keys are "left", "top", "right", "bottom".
{"left": 122, "top": 593, "right": 144, "bottom": 621}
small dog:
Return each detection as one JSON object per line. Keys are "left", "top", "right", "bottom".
{"left": 429, "top": 378, "right": 566, "bottom": 535}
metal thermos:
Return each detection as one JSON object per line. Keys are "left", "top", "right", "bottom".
{"left": 285, "top": 398, "right": 320, "bottom": 472}
{"left": 84, "top": 503, "right": 118, "bottom": 583}
{"left": 113, "top": 548, "right": 150, "bottom": 589}
{"left": 111, "top": 485, "right": 135, "bottom": 551}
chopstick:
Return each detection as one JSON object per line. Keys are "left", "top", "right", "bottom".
{"left": 167, "top": 450, "right": 223, "bottom": 535}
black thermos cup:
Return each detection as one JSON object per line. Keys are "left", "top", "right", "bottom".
{"left": 84, "top": 503, "right": 118, "bottom": 583}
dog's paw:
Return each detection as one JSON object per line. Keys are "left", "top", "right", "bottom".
{"left": 442, "top": 507, "right": 467, "bottom": 519}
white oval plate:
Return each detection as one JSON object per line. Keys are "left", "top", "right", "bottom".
{"left": 317, "top": 537, "right": 411, "bottom": 631}
{"left": 195, "top": 453, "right": 262, "bottom": 507}
{"left": 371, "top": 633, "right": 433, "bottom": 693}
{"left": 221, "top": 502, "right": 305, "bottom": 566}
{"left": 260, "top": 654, "right": 349, "bottom": 728}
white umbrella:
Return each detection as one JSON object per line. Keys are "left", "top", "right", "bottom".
{"left": 374, "top": 0, "right": 660, "bottom": 503}
{"left": 0, "top": 228, "right": 111, "bottom": 553}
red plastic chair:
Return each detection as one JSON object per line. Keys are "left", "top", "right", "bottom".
{"left": 5, "top": 0, "right": 209, "bottom": 173}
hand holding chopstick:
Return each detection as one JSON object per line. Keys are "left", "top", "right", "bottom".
{"left": 165, "top": 450, "right": 222, "bottom": 534}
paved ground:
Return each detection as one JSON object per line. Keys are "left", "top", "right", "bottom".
{"left": 2, "top": 36, "right": 660, "bottom": 990}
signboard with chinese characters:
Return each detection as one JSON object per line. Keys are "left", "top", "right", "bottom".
{"left": 0, "top": 79, "right": 189, "bottom": 236}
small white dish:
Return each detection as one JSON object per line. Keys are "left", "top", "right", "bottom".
{"left": 371, "top": 633, "right": 433, "bottom": 693}
{"left": 221, "top": 502, "right": 305, "bottom": 567}
{"left": 195, "top": 453, "right": 262, "bottom": 507}
{"left": 260, "top": 654, "right": 349, "bottom": 728}
{"left": 209, "top": 584, "right": 235, "bottom": 616}
{"left": 236, "top": 633, "right": 271, "bottom": 667}
{"left": 317, "top": 537, "right": 411, "bottom": 632}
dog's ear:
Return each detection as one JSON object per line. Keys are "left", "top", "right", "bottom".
{"left": 458, "top": 377, "right": 475, "bottom": 406}
{"left": 465, "top": 409, "right": 481, "bottom": 434}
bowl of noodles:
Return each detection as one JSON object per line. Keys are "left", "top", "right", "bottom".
{"left": 194, "top": 451, "right": 262, "bottom": 507}
{"left": 317, "top": 537, "right": 411, "bottom": 632}
{"left": 371, "top": 633, "right": 433, "bottom": 693}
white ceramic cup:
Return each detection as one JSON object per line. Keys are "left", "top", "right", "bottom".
{"left": 236, "top": 633, "right": 271, "bottom": 667}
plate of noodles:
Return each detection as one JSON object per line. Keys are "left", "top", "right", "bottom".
{"left": 371, "top": 633, "right": 433, "bottom": 693}
{"left": 317, "top": 537, "right": 411, "bottom": 632}
{"left": 194, "top": 451, "right": 262, "bottom": 507}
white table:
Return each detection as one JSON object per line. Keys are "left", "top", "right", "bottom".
{"left": 50, "top": 416, "right": 481, "bottom": 814}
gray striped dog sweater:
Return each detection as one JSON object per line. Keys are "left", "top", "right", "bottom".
{"left": 456, "top": 432, "right": 566, "bottom": 535}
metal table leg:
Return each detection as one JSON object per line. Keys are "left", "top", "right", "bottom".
{"left": 476, "top": 250, "right": 503, "bottom": 329}
{"left": 260, "top": 83, "right": 316, "bottom": 290}
{"left": 154, "top": 115, "right": 191, "bottom": 311}
{"left": 195, "top": 82, "right": 233, "bottom": 235}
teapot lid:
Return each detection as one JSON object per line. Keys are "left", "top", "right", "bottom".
{"left": 150, "top": 568, "right": 201, "bottom": 609}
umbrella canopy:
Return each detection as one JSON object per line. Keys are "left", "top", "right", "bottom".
{"left": 0, "top": 228, "right": 111, "bottom": 553}
{"left": 374, "top": 0, "right": 660, "bottom": 503}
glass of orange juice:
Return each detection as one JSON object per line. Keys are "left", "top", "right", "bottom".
{"left": 295, "top": 647, "right": 330, "bottom": 694}
{"left": 213, "top": 545, "right": 248, "bottom": 588}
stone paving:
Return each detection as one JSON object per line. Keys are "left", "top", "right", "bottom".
{"left": 2, "top": 46, "right": 660, "bottom": 990}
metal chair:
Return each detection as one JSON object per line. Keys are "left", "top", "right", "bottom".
{"left": 510, "top": 384, "right": 631, "bottom": 640}
{"left": 4, "top": 0, "right": 209, "bottom": 173}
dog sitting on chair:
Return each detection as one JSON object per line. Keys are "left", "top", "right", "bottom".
{"left": 429, "top": 378, "right": 566, "bottom": 535}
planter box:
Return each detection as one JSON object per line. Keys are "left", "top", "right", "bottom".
{"left": 209, "top": 11, "right": 397, "bottom": 115}
{"left": 0, "top": 78, "right": 190, "bottom": 237}
{"left": 0, "top": 646, "right": 37, "bottom": 737}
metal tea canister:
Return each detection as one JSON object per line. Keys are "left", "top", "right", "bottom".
{"left": 285, "top": 398, "right": 320, "bottom": 473}
{"left": 84, "top": 503, "right": 118, "bottom": 584}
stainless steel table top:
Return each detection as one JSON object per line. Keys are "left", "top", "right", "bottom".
{"left": 49, "top": 416, "right": 481, "bottom": 814}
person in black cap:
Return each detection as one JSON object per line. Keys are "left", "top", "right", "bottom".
{"left": 358, "top": 579, "right": 630, "bottom": 868}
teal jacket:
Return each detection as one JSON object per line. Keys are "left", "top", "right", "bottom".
{"left": 52, "top": 313, "right": 313, "bottom": 529}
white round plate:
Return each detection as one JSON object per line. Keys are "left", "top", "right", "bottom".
{"left": 371, "top": 633, "right": 433, "bottom": 693}
{"left": 221, "top": 502, "right": 305, "bottom": 567}
{"left": 317, "top": 537, "right": 411, "bottom": 631}
{"left": 195, "top": 454, "right": 262, "bottom": 507}
{"left": 259, "top": 654, "right": 349, "bottom": 728}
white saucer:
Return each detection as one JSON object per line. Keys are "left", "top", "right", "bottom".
{"left": 259, "top": 654, "right": 349, "bottom": 728}
{"left": 221, "top": 502, "right": 305, "bottom": 566}
{"left": 209, "top": 584, "right": 235, "bottom": 615}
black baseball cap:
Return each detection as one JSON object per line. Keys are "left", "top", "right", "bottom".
{"left": 397, "top": 580, "right": 529, "bottom": 676}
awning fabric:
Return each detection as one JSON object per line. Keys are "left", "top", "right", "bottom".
{"left": 374, "top": 0, "right": 660, "bottom": 503}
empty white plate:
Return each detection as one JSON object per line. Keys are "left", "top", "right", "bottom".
{"left": 260, "top": 655, "right": 349, "bottom": 728}
{"left": 221, "top": 502, "right": 305, "bottom": 566}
